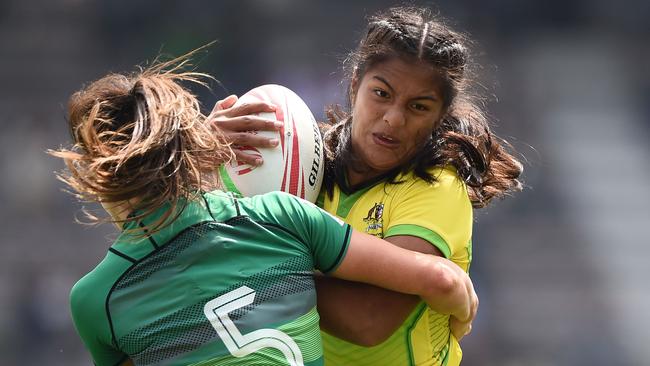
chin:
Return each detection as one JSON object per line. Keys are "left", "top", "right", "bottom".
{"left": 359, "top": 151, "right": 403, "bottom": 173}
{"left": 370, "top": 162, "right": 401, "bottom": 173}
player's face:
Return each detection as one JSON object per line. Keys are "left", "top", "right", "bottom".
{"left": 349, "top": 57, "right": 445, "bottom": 179}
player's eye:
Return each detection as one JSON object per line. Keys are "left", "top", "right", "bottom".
{"left": 373, "top": 88, "right": 389, "bottom": 98}
{"left": 411, "top": 103, "right": 429, "bottom": 111}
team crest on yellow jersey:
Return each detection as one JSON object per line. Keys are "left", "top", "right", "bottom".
{"left": 363, "top": 202, "right": 384, "bottom": 237}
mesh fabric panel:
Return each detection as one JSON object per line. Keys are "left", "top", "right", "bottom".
{"left": 112, "top": 219, "right": 315, "bottom": 365}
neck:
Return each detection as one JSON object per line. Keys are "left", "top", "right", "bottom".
{"left": 345, "top": 147, "right": 383, "bottom": 187}
{"left": 347, "top": 167, "right": 375, "bottom": 187}
{"left": 347, "top": 166, "right": 377, "bottom": 187}
{"left": 101, "top": 199, "right": 139, "bottom": 230}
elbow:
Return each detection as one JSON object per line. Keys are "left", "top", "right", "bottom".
{"left": 432, "top": 262, "right": 460, "bottom": 296}
{"left": 423, "top": 261, "right": 465, "bottom": 314}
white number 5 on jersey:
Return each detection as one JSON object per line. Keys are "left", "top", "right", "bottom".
{"left": 203, "top": 286, "right": 304, "bottom": 366}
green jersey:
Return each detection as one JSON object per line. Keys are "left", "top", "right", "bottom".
{"left": 70, "top": 191, "right": 351, "bottom": 366}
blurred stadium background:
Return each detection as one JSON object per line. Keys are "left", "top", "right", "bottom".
{"left": 1, "top": 0, "right": 649, "bottom": 365}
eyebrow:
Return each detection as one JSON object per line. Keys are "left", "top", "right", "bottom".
{"left": 373, "top": 76, "right": 439, "bottom": 102}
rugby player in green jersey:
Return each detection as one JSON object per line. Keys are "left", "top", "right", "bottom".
{"left": 50, "top": 55, "right": 477, "bottom": 366}
{"left": 212, "top": 6, "right": 522, "bottom": 366}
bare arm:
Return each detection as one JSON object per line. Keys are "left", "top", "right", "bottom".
{"left": 316, "top": 235, "right": 437, "bottom": 345}
{"left": 325, "top": 232, "right": 477, "bottom": 346}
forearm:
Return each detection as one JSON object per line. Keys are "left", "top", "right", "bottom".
{"left": 315, "top": 274, "right": 419, "bottom": 346}
{"left": 332, "top": 231, "right": 474, "bottom": 322}
{"left": 344, "top": 247, "right": 470, "bottom": 319}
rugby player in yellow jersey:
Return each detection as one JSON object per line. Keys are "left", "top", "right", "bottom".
{"left": 212, "top": 6, "right": 522, "bottom": 365}
{"left": 53, "top": 55, "right": 479, "bottom": 366}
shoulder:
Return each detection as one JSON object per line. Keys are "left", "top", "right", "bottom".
{"left": 385, "top": 167, "right": 473, "bottom": 264}
{"left": 218, "top": 191, "right": 311, "bottom": 232}
{"left": 395, "top": 167, "right": 469, "bottom": 201}
{"left": 415, "top": 166, "right": 465, "bottom": 188}
{"left": 246, "top": 191, "right": 318, "bottom": 218}
{"left": 386, "top": 166, "right": 472, "bottom": 233}
{"left": 69, "top": 254, "right": 133, "bottom": 364}
{"left": 69, "top": 271, "right": 97, "bottom": 315}
{"left": 432, "top": 166, "right": 466, "bottom": 188}
{"left": 69, "top": 257, "right": 118, "bottom": 337}
{"left": 249, "top": 191, "right": 347, "bottom": 233}
{"left": 253, "top": 190, "right": 303, "bottom": 205}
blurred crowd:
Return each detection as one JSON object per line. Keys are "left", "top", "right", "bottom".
{"left": 1, "top": 1, "right": 648, "bottom": 365}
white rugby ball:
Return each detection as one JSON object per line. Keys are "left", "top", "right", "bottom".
{"left": 219, "top": 84, "right": 324, "bottom": 203}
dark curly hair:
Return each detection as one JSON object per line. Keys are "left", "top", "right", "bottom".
{"left": 323, "top": 6, "right": 522, "bottom": 208}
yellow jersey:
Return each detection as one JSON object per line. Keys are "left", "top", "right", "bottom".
{"left": 320, "top": 167, "right": 473, "bottom": 366}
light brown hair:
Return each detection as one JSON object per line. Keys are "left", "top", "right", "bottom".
{"left": 50, "top": 53, "right": 233, "bottom": 234}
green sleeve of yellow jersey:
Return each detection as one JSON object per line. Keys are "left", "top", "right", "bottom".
{"left": 260, "top": 191, "right": 352, "bottom": 274}
{"left": 70, "top": 262, "right": 128, "bottom": 366}
{"left": 385, "top": 168, "right": 473, "bottom": 269}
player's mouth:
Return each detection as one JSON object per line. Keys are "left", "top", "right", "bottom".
{"left": 372, "top": 133, "right": 400, "bottom": 148}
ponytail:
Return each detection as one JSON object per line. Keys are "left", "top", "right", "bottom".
{"left": 50, "top": 53, "right": 233, "bottom": 234}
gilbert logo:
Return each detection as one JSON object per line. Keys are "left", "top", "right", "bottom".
{"left": 231, "top": 146, "right": 263, "bottom": 176}
{"left": 363, "top": 202, "right": 384, "bottom": 237}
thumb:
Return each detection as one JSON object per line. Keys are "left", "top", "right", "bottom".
{"left": 213, "top": 94, "right": 238, "bottom": 113}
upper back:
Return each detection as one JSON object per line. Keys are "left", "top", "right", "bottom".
{"left": 71, "top": 191, "right": 350, "bottom": 366}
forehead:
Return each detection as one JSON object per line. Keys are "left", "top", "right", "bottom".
{"left": 361, "top": 57, "right": 443, "bottom": 93}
